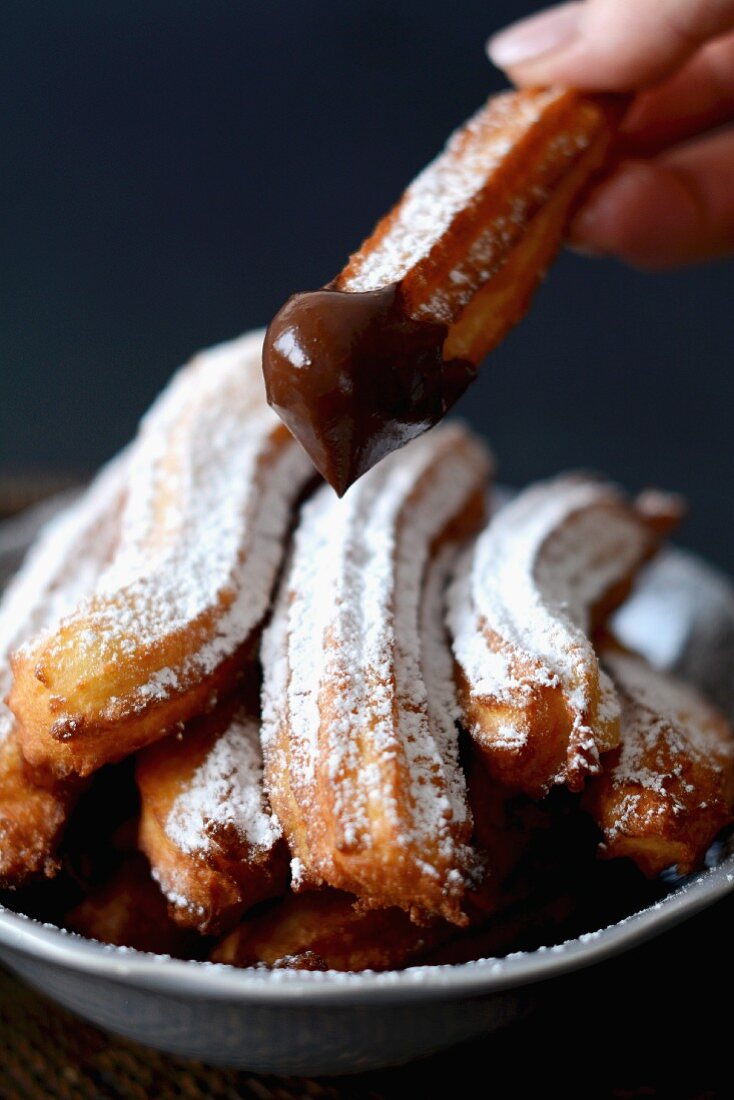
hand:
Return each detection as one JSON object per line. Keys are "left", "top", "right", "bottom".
{"left": 488, "top": 1, "right": 734, "bottom": 269}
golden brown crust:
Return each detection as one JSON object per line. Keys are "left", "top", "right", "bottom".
{"left": 448, "top": 478, "right": 679, "bottom": 798}
{"left": 210, "top": 889, "right": 451, "bottom": 972}
{"left": 65, "top": 855, "right": 200, "bottom": 957}
{"left": 13, "top": 637, "right": 257, "bottom": 779}
{"left": 136, "top": 700, "right": 288, "bottom": 935}
{"left": 583, "top": 647, "right": 734, "bottom": 878}
{"left": 455, "top": 656, "right": 607, "bottom": 799}
{"left": 442, "top": 98, "right": 616, "bottom": 364}
{"left": 0, "top": 730, "right": 77, "bottom": 887}
{"left": 339, "top": 88, "right": 620, "bottom": 361}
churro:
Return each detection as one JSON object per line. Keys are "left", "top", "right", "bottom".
{"left": 11, "top": 332, "right": 314, "bottom": 777}
{"left": 137, "top": 697, "right": 287, "bottom": 934}
{"left": 264, "top": 89, "right": 619, "bottom": 493}
{"left": 262, "top": 424, "right": 491, "bottom": 923}
{"left": 447, "top": 476, "right": 679, "bottom": 796}
{"left": 584, "top": 646, "right": 734, "bottom": 877}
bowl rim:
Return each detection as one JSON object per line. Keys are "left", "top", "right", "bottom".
{"left": 2, "top": 507, "right": 733, "bottom": 1007}
{"left": 0, "top": 854, "right": 731, "bottom": 1005}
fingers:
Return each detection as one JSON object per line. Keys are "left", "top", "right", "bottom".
{"left": 488, "top": 0, "right": 734, "bottom": 90}
{"left": 620, "top": 32, "right": 734, "bottom": 156}
{"left": 569, "top": 127, "right": 734, "bottom": 268}
{"left": 488, "top": 5, "right": 734, "bottom": 268}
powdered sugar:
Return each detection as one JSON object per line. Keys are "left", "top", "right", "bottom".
{"left": 165, "top": 709, "right": 281, "bottom": 857}
{"left": 0, "top": 452, "right": 126, "bottom": 743}
{"left": 262, "top": 424, "right": 491, "bottom": 913}
{"left": 340, "top": 90, "right": 598, "bottom": 325}
{"left": 420, "top": 546, "right": 467, "bottom": 828}
{"left": 447, "top": 476, "right": 656, "bottom": 786}
{"left": 342, "top": 92, "right": 558, "bottom": 302}
{"left": 149, "top": 868, "right": 207, "bottom": 918}
{"left": 29, "top": 330, "right": 314, "bottom": 711}
{"left": 602, "top": 649, "right": 733, "bottom": 831}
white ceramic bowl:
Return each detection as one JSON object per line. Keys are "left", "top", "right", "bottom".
{"left": 1, "top": 504, "right": 732, "bottom": 1075}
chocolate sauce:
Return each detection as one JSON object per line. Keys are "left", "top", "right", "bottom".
{"left": 262, "top": 284, "right": 476, "bottom": 496}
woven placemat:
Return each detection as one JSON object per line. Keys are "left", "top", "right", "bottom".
{"left": 1, "top": 924, "right": 732, "bottom": 1100}
{"left": 0, "top": 968, "right": 346, "bottom": 1100}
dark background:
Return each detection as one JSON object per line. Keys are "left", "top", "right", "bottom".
{"left": 2, "top": 1, "right": 732, "bottom": 570}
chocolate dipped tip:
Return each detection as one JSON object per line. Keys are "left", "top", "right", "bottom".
{"left": 262, "top": 284, "right": 476, "bottom": 495}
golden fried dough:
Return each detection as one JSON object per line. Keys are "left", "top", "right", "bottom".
{"left": 66, "top": 855, "right": 199, "bottom": 957}
{"left": 584, "top": 647, "right": 734, "bottom": 877}
{"left": 262, "top": 425, "right": 491, "bottom": 923}
{"left": 0, "top": 455, "right": 125, "bottom": 885}
{"left": 137, "top": 697, "right": 288, "bottom": 934}
{"left": 447, "top": 475, "right": 679, "bottom": 797}
{"left": 211, "top": 889, "right": 450, "bottom": 972}
{"left": 0, "top": 735, "right": 71, "bottom": 886}
{"left": 11, "top": 332, "right": 314, "bottom": 778}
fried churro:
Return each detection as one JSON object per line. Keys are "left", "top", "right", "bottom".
{"left": 137, "top": 697, "right": 287, "bottom": 934}
{"left": 262, "top": 424, "right": 491, "bottom": 923}
{"left": 447, "top": 476, "right": 680, "bottom": 797}
{"left": 11, "top": 332, "right": 314, "bottom": 778}
{"left": 584, "top": 647, "right": 734, "bottom": 877}
{"left": 0, "top": 456, "right": 125, "bottom": 885}
{"left": 264, "top": 89, "right": 620, "bottom": 493}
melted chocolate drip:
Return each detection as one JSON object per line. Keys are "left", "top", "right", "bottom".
{"left": 262, "top": 284, "right": 476, "bottom": 495}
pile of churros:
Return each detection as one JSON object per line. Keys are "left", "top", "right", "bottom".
{"left": 1, "top": 88, "right": 732, "bottom": 972}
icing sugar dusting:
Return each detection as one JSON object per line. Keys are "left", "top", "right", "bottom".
{"left": 602, "top": 649, "right": 734, "bottom": 836}
{"left": 165, "top": 710, "right": 281, "bottom": 857}
{"left": 343, "top": 91, "right": 560, "bottom": 297}
{"left": 420, "top": 546, "right": 467, "bottom": 832}
{"left": 31, "top": 330, "right": 314, "bottom": 709}
{"left": 0, "top": 453, "right": 126, "bottom": 743}
{"left": 447, "top": 476, "right": 654, "bottom": 784}
{"left": 262, "top": 424, "right": 491, "bottom": 910}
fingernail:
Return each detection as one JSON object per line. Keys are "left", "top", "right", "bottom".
{"left": 487, "top": 2, "right": 582, "bottom": 69}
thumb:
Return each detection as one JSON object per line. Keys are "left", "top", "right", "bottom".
{"left": 488, "top": 0, "right": 734, "bottom": 91}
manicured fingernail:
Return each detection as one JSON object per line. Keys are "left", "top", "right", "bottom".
{"left": 487, "top": 2, "right": 582, "bottom": 69}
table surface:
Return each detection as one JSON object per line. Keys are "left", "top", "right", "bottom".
{"left": 1, "top": 889, "right": 732, "bottom": 1099}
